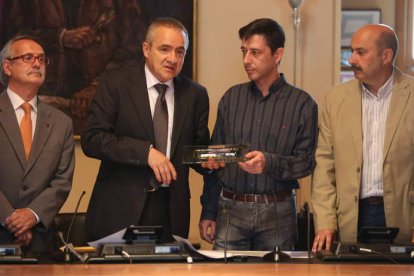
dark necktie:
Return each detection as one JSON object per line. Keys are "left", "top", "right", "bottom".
{"left": 20, "top": 102, "right": 32, "bottom": 160}
{"left": 153, "top": 83, "right": 169, "bottom": 154}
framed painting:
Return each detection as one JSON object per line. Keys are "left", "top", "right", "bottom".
{"left": 0, "top": 0, "right": 196, "bottom": 137}
{"left": 341, "top": 9, "right": 381, "bottom": 47}
{"left": 340, "top": 47, "right": 352, "bottom": 69}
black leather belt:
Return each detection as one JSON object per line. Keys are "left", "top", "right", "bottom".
{"left": 361, "top": 196, "right": 384, "bottom": 205}
{"left": 222, "top": 189, "right": 292, "bottom": 204}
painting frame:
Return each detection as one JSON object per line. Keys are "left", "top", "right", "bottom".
{"left": 341, "top": 9, "right": 381, "bottom": 47}
{"left": 0, "top": 0, "right": 197, "bottom": 138}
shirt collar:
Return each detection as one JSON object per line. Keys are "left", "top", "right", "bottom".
{"left": 7, "top": 87, "right": 38, "bottom": 113}
{"left": 361, "top": 70, "right": 394, "bottom": 98}
{"left": 144, "top": 64, "right": 173, "bottom": 90}
{"left": 250, "top": 73, "right": 287, "bottom": 97}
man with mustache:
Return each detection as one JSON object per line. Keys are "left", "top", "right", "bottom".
{"left": 312, "top": 24, "right": 414, "bottom": 252}
{"left": 0, "top": 35, "right": 75, "bottom": 253}
{"left": 199, "top": 18, "right": 318, "bottom": 251}
{"left": 82, "top": 17, "right": 210, "bottom": 241}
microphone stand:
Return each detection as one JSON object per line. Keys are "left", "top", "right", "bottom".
{"left": 304, "top": 202, "right": 312, "bottom": 262}
{"left": 263, "top": 191, "right": 291, "bottom": 262}
{"left": 65, "top": 191, "right": 86, "bottom": 263}
{"left": 223, "top": 203, "right": 231, "bottom": 263}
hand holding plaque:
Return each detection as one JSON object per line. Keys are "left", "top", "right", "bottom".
{"left": 183, "top": 144, "right": 249, "bottom": 164}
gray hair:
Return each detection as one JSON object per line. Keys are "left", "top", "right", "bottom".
{"left": 145, "top": 17, "right": 189, "bottom": 50}
{"left": 0, "top": 35, "right": 44, "bottom": 86}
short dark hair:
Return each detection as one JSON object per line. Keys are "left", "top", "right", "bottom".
{"left": 239, "top": 18, "right": 285, "bottom": 54}
{"left": 0, "top": 35, "right": 45, "bottom": 85}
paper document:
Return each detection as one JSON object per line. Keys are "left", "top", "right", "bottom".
{"left": 173, "top": 235, "right": 312, "bottom": 259}
{"left": 88, "top": 228, "right": 127, "bottom": 248}
{"left": 198, "top": 249, "right": 269, "bottom": 259}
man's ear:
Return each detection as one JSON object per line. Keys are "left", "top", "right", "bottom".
{"left": 2, "top": 60, "right": 12, "bottom": 77}
{"left": 274, "top": 47, "right": 284, "bottom": 64}
{"left": 382, "top": 48, "right": 393, "bottom": 65}
{"left": 142, "top": 41, "right": 150, "bottom": 58}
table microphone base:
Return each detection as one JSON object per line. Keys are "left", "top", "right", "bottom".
{"left": 262, "top": 247, "right": 291, "bottom": 262}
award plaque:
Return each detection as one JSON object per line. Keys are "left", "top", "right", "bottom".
{"left": 183, "top": 144, "right": 249, "bottom": 164}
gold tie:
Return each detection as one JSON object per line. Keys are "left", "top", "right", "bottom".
{"left": 20, "top": 102, "right": 32, "bottom": 160}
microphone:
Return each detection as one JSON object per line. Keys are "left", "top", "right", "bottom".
{"left": 64, "top": 191, "right": 86, "bottom": 263}
{"left": 263, "top": 191, "right": 291, "bottom": 262}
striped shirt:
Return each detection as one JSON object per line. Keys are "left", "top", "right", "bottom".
{"left": 212, "top": 74, "right": 318, "bottom": 194}
{"left": 360, "top": 72, "right": 394, "bottom": 199}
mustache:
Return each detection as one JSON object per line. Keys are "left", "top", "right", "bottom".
{"left": 350, "top": 65, "right": 362, "bottom": 71}
{"left": 28, "top": 70, "right": 43, "bottom": 76}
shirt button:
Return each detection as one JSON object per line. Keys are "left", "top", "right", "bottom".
{"left": 22, "top": 185, "right": 28, "bottom": 191}
{"left": 356, "top": 167, "right": 361, "bottom": 173}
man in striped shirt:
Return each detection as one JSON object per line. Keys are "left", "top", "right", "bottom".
{"left": 199, "top": 18, "right": 318, "bottom": 251}
{"left": 312, "top": 24, "right": 414, "bottom": 252}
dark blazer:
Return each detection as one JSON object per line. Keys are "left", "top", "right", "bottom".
{"left": 81, "top": 64, "right": 210, "bottom": 240}
{"left": 0, "top": 91, "right": 75, "bottom": 252}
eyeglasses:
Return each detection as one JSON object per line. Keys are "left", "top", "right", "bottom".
{"left": 8, "top": 54, "right": 50, "bottom": 65}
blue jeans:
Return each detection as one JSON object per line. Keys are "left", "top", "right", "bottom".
{"left": 358, "top": 199, "right": 386, "bottom": 233}
{"left": 213, "top": 195, "right": 297, "bottom": 251}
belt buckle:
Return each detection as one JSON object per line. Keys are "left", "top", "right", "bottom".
{"left": 243, "top": 194, "right": 255, "bottom": 204}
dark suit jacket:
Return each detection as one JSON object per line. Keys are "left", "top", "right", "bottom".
{"left": 0, "top": 91, "right": 75, "bottom": 252}
{"left": 81, "top": 64, "right": 210, "bottom": 240}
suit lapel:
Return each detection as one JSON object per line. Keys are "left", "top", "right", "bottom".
{"left": 343, "top": 84, "right": 363, "bottom": 164}
{"left": 25, "top": 101, "right": 53, "bottom": 175}
{"left": 170, "top": 77, "right": 190, "bottom": 159}
{"left": 0, "top": 92, "right": 26, "bottom": 167}
{"left": 126, "top": 66, "right": 155, "bottom": 143}
{"left": 383, "top": 70, "right": 411, "bottom": 162}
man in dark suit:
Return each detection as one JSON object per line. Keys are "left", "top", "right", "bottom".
{"left": 0, "top": 35, "right": 75, "bottom": 253}
{"left": 81, "top": 17, "right": 210, "bottom": 241}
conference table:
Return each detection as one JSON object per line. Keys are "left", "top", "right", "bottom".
{"left": 1, "top": 262, "right": 414, "bottom": 275}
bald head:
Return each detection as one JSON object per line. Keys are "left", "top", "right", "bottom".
{"left": 349, "top": 24, "right": 397, "bottom": 92}
{"left": 353, "top": 24, "right": 398, "bottom": 64}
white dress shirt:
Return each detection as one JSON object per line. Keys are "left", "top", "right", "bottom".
{"left": 145, "top": 64, "right": 175, "bottom": 159}
{"left": 360, "top": 72, "right": 394, "bottom": 199}
{"left": 7, "top": 87, "right": 37, "bottom": 138}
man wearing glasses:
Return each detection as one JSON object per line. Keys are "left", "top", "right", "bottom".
{"left": 0, "top": 35, "right": 75, "bottom": 253}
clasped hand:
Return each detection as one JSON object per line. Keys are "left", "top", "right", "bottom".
{"left": 5, "top": 208, "right": 37, "bottom": 245}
